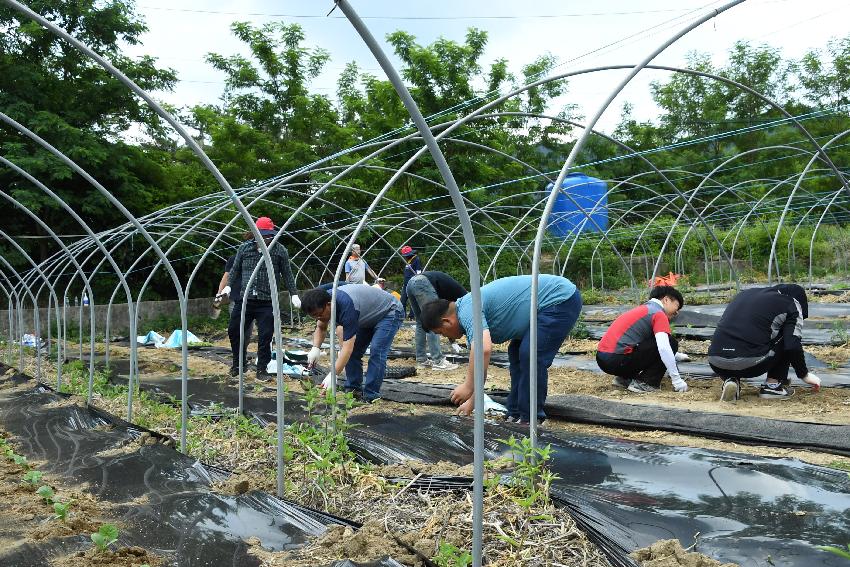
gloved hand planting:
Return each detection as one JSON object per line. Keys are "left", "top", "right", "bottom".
{"left": 307, "top": 346, "right": 323, "bottom": 366}
{"left": 803, "top": 372, "right": 821, "bottom": 392}
{"left": 291, "top": 294, "right": 301, "bottom": 309}
{"left": 671, "top": 377, "right": 689, "bottom": 392}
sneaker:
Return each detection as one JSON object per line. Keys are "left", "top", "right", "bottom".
{"left": 255, "top": 371, "right": 274, "bottom": 382}
{"left": 229, "top": 366, "right": 239, "bottom": 377}
{"left": 759, "top": 383, "right": 792, "bottom": 400}
{"left": 720, "top": 378, "right": 740, "bottom": 402}
{"left": 627, "top": 380, "right": 659, "bottom": 394}
{"left": 505, "top": 415, "right": 520, "bottom": 423}
{"left": 416, "top": 360, "right": 432, "bottom": 369}
{"left": 611, "top": 376, "right": 631, "bottom": 390}
{"left": 431, "top": 359, "right": 459, "bottom": 371}
{"left": 518, "top": 417, "right": 546, "bottom": 427}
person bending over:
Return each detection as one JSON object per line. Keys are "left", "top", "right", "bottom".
{"left": 421, "top": 274, "right": 582, "bottom": 424}
{"left": 301, "top": 285, "right": 403, "bottom": 403}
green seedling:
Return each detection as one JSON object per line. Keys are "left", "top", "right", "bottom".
{"left": 818, "top": 544, "right": 850, "bottom": 561}
{"left": 36, "top": 485, "right": 55, "bottom": 504}
{"left": 22, "top": 470, "right": 43, "bottom": 486}
{"left": 91, "top": 523, "right": 119, "bottom": 552}
{"left": 433, "top": 542, "right": 472, "bottom": 567}
{"left": 11, "top": 453, "right": 29, "bottom": 470}
{"left": 53, "top": 500, "right": 74, "bottom": 522}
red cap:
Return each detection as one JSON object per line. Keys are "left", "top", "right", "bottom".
{"left": 400, "top": 245, "right": 414, "bottom": 256}
{"left": 256, "top": 217, "right": 277, "bottom": 235}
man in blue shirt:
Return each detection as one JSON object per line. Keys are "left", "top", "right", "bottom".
{"left": 421, "top": 274, "right": 582, "bottom": 423}
{"left": 300, "top": 284, "right": 403, "bottom": 402}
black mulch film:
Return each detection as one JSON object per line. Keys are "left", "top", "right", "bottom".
{"left": 5, "top": 299, "right": 850, "bottom": 567}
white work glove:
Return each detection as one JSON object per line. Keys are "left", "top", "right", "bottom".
{"left": 450, "top": 342, "right": 463, "bottom": 354}
{"left": 220, "top": 285, "right": 231, "bottom": 297}
{"left": 671, "top": 376, "right": 689, "bottom": 392}
{"left": 802, "top": 372, "right": 821, "bottom": 391}
{"left": 291, "top": 294, "right": 301, "bottom": 309}
{"left": 674, "top": 352, "right": 691, "bottom": 362}
{"left": 307, "top": 346, "right": 323, "bottom": 366}
{"left": 321, "top": 372, "right": 335, "bottom": 390}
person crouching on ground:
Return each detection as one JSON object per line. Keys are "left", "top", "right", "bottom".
{"left": 708, "top": 284, "right": 820, "bottom": 401}
{"left": 596, "top": 285, "right": 689, "bottom": 394}
{"left": 300, "top": 285, "right": 403, "bottom": 403}
{"left": 421, "top": 274, "right": 582, "bottom": 424}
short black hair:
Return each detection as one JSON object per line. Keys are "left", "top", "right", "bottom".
{"left": 300, "top": 288, "right": 332, "bottom": 313}
{"left": 420, "top": 299, "right": 451, "bottom": 331}
{"left": 649, "top": 285, "right": 684, "bottom": 309}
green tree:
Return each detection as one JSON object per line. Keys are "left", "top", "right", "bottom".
{"left": 0, "top": 0, "right": 177, "bottom": 265}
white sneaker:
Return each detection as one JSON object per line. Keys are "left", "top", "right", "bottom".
{"left": 416, "top": 360, "right": 432, "bottom": 369}
{"left": 431, "top": 359, "right": 458, "bottom": 371}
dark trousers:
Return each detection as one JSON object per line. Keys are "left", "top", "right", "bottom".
{"left": 709, "top": 342, "right": 792, "bottom": 383}
{"left": 596, "top": 336, "right": 678, "bottom": 388}
{"left": 228, "top": 300, "right": 274, "bottom": 371}
{"left": 507, "top": 291, "right": 583, "bottom": 421}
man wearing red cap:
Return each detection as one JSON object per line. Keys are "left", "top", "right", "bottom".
{"left": 224, "top": 217, "right": 299, "bottom": 381}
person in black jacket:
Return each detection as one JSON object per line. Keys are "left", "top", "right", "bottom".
{"left": 406, "top": 271, "right": 467, "bottom": 370}
{"left": 708, "top": 284, "right": 821, "bottom": 401}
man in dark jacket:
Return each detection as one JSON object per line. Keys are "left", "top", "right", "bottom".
{"left": 226, "top": 217, "right": 299, "bottom": 381}
{"left": 406, "top": 271, "right": 467, "bottom": 370}
{"left": 708, "top": 284, "right": 821, "bottom": 401}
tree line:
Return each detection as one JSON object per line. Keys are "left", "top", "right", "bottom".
{"left": 1, "top": 0, "right": 849, "bottom": 299}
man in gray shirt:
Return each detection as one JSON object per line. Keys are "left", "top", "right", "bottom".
{"left": 301, "top": 284, "right": 403, "bottom": 402}
{"left": 344, "top": 243, "right": 379, "bottom": 284}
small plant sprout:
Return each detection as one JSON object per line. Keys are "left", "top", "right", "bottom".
{"left": 53, "top": 500, "right": 74, "bottom": 522}
{"left": 22, "top": 470, "right": 43, "bottom": 486}
{"left": 36, "top": 485, "right": 55, "bottom": 504}
{"left": 433, "top": 542, "right": 473, "bottom": 567}
{"left": 91, "top": 524, "right": 119, "bottom": 552}
{"left": 11, "top": 453, "right": 29, "bottom": 470}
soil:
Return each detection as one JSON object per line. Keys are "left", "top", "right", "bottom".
{"left": 631, "top": 539, "right": 737, "bottom": 567}
{"left": 53, "top": 546, "right": 162, "bottom": 566}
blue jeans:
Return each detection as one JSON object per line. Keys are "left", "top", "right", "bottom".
{"left": 344, "top": 307, "right": 403, "bottom": 401}
{"left": 507, "top": 290, "right": 582, "bottom": 421}
{"left": 406, "top": 275, "right": 445, "bottom": 364}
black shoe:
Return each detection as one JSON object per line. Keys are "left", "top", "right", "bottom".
{"left": 229, "top": 366, "right": 239, "bottom": 377}
{"left": 256, "top": 371, "right": 274, "bottom": 382}
{"left": 759, "top": 383, "right": 792, "bottom": 399}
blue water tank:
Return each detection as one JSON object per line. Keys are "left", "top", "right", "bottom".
{"left": 545, "top": 173, "right": 608, "bottom": 237}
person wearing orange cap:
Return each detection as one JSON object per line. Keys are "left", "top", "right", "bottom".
{"left": 224, "top": 217, "right": 299, "bottom": 381}
{"left": 398, "top": 245, "right": 421, "bottom": 319}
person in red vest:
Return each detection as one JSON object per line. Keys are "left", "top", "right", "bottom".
{"left": 596, "top": 286, "right": 689, "bottom": 393}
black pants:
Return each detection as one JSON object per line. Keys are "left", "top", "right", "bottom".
{"left": 228, "top": 300, "right": 274, "bottom": 370}
{"left": 596, "top": 337, "right": 678, "bottom": 388}
{"left": 709, "top": 344, "right": 792, "bottom": 382}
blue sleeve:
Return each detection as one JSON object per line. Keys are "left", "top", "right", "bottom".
{"left": 344, "top": 260, "right": 352, "bottom": 274}
{"left": 458, "top": 299, "right": 487, "bottom": 343}
{"left": 337, "top": 292, "right": 359, "bottom": 341}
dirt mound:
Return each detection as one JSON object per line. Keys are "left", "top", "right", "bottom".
{"left": 631, "top": 539, "right": 738, "bottom": 567}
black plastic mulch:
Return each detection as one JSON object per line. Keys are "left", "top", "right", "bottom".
{"left": 0, "top": 366, "right": 360, "bottom": 567}
{"left": 83, "top": 367, "right": 850, "bottom": 567}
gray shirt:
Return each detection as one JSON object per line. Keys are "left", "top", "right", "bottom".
{"left": 345, "top": 257, "right": 369, "bottom": 284}
{"left": 337, "top": 284, "right": 402, "bottom": 340}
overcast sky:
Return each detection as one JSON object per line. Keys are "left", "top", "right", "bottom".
{"left": 125, "top": 0, "right": 850, "bottom": 132}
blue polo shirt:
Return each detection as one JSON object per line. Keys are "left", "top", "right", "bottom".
{"left": 456, "top": 275, "right": 576, "bottom": 344}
